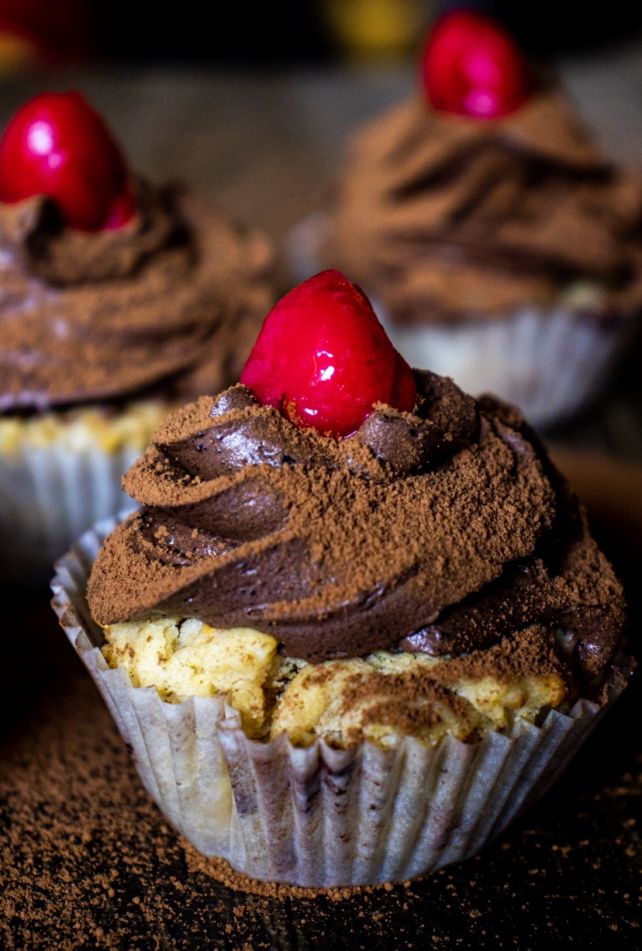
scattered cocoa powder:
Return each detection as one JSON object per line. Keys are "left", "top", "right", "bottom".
{"left": 1, "top": 605, "right": 640, "bottom": 949}
{"left": 183, "top": 847, "right": 402, "bottom": 903}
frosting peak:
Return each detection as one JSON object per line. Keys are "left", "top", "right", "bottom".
{"left": 0, "top": 179, "right": 274, "bottom": 412}
{"left": 325, "top": 90, "right": 642, "bottom": 323}
{"left": 88, "top": 371, "right": 625, "bottom": 675}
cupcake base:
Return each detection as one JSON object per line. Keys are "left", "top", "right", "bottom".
{"left": 51, "top": 518, "right": 624, "bottom": 887}
{"left": 0, "top": 401, "right": 167, "bottom": 584}
{"left": 382, "top": 308, "right": 627, "bottom": 429}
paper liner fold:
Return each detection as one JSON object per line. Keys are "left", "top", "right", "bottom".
{"left": 0, "top": 441, "right": 140, "bottom": 583}
{"left": 52, "top": 518, "right": 620, "bottom": 886}
{"left": 287, "top": 212, "right": 633, "bottom": 428}
{"left": 382, "top": 309, "right": 628, "bottom": 429}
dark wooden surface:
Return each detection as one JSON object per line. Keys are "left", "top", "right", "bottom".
{"left": 1, "top": 57, "right": 642, "bottom": 947}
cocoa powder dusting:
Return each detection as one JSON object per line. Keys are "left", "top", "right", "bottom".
{"left": 0, "top": 180, "right": 274, "bottom": 413}
{"left": 88, "top": 372, "right": 626, "bottom": 693}
{"left": 426, "top": 624, "right": 566, "bottom": 684}
{"left": 323, "top": 90, "right": 642, "bottom": 324}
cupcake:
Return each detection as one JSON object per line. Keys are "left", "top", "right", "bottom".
{"left": 0, "top": 91, "right": 274, "bottom": 581}
{"left": 306, "top": 12, "right": 642, "bottom": 426}
{"left": 53, "top": 271, "right": 631, "bottom": 886}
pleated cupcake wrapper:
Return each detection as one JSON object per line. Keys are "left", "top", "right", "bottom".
{"left": 287, "top": 213, "right": 633, "bottom": 428}
{"left": 52, "top": 518, "right": 620, "bottom": 887}
{"left": 0, "top": 441, "right": 140, "bottom": 584}
{"left": 382, "top": 310, "right": 629, "bottom": 429}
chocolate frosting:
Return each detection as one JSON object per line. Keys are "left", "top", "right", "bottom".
{"left": 88, "top": 372, "right": 625, "bottom": 684}
{"left": 0, "top": 179, "right": 274, "bottom": 412}
{"left": 324, "top": 91, "right": 642, "bottom": 323}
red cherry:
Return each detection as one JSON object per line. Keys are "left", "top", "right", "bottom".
{"left": 0, "top": 91, "right": 135, "bottom": 231}
{"left": 421, "top": 11, "right": 532, "bottom": 120}
{"left": 240, "top": 270, "right": 417, "bottom": 438}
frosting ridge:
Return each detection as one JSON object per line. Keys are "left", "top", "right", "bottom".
{"left": 88, "top": 371, "right": 625, "bottom": 679}
{"left": 324, "top": 90, "right": 642, "bottom": 323}
{"left": 0, "top": 179, "right": 274, "bottom": 412}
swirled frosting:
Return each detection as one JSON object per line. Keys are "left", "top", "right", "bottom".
{"left": 88, "top": 371, "right": 625, "bottom": 684}
{"left": 324, "top": 91, "right": 642, "bottom": 323}
{"left": 0, "top": 179, "right": 274, "bottom": 412}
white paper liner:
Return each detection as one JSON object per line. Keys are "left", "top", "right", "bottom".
{"left": 0, "top": 440, "right": 141, "bottom": 584}
{"left": 52, "top": 517, "right": 623, "bottom": 887}
{"left": 380, "top": 310, "right": 628, "bottom": 430}
{"left": 287, "top": 213, "right": 633, "bottom": 428}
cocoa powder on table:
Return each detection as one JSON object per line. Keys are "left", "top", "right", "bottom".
{"left": 1, "top": 630, "right": 640, "bottom": 950}
{"left": 0, "top": 635, "right": 427, "bottom": 950}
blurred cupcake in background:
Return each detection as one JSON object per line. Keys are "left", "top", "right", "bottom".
{"left": 296, "top": 10, "right": 642, "bottom": 427}
{"left": 0, "top": 91, "right": 274, "bottom": 582}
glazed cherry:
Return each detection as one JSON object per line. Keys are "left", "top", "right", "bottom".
{"left": 240, "top": 270, "right": 417, "bottom": 439}
{"left": 0, "top": 91, "right": 135, "bottom": 230}
{"left": 421, "top": 11, "right": 532, "bottom": 120}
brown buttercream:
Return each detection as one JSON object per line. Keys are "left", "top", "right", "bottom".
{"left": 0, "top": 179, "right": 274, "bottom": 412}
{"left": 88, "top": 371, "right": 626, "bottom": 689}
{"left": 324, "top": 90, "right": 642, "bottom": 323}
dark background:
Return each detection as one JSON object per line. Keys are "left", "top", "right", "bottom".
{"left": 0, "top": 3, "right": 640, "bottom": 947}
{"left": 2, "top": 0, "right": 642, "bottom": 67}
